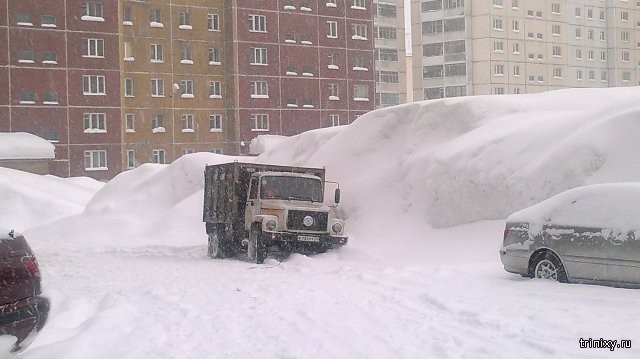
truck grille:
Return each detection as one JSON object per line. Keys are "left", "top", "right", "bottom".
{"left": 287, "top": 210, "right": 328, "bottom": 231}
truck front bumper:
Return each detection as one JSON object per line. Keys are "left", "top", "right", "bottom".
{"left": 264, "top": 231, "right": 348, "bottom": 249}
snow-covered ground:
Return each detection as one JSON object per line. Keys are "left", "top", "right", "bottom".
{"left": 4, "top": 87, "right": 640, "bottom": 358}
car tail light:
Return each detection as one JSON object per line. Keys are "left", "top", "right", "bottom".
{"left": 23, "top": 257, "right": 40, "bottom": 276}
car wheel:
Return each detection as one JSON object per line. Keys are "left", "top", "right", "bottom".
{"left": 531, "top": 251, "right": 567, "bottom": 282}
{"left": 248, "top": 226, "right": 267, "bottom": 264}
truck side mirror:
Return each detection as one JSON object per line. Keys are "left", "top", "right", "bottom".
{"left": 334, "top": 188, "right": 340, "bottom": 204}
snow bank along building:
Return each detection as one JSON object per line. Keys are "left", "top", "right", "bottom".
{"left": 411, "top": 0, "right": 640, "bottom": 100}
{"left": 0, "top": 0, "right": 376, "bottom": 180}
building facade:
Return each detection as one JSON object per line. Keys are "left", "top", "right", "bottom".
{"left": 411, "top": 0, "right": 640, "bottom": 100}
{"left": 373, "top": 0, "right": 408, "bottom": 108}
{"left": 1, "top": 0, "right": 122, "bottom": 180}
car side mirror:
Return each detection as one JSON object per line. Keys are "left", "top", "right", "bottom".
{"left": 334, "top": 188, "right": 340, "bottom": 204}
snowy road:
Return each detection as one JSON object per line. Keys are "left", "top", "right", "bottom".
{"left": 14, "top": 221, "right": 640, "bottom": 359}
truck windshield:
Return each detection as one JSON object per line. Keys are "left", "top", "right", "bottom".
{"left": 260, "top": 176, "right": 323, "bottom": 202}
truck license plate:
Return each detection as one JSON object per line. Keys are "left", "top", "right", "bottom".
{"left": 298, "top": 235, "right": 320, "bottom": 242}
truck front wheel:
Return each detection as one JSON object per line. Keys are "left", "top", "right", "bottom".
{"left": 248, "top": 226, "right": 267, "bottom": 264}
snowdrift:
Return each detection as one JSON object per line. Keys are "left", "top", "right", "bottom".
{"left": 0, "top": 167, "right": 103, "bottom": 232}
{"left": 257, "top": 87, "right": 640, "bottom": 227}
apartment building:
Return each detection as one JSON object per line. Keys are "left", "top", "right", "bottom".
{"left": 1, "top": 0, "right": 122, "bottom": 180}
{"left": 411, "top": 0, "right": 640, "bottom": 100}
{"left": 226, "top": 0, "right": 376, "bottom": 152}
{"left": 373, "top": 0, "right": 408, "bottom": 108}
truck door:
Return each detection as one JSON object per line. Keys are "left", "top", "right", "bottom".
{"left": 244, "top": 176, "right": 260, "bottom": 229}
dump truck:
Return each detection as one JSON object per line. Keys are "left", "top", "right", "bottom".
{"left": 203, "top": 162, "right": 348, "bottom": 263}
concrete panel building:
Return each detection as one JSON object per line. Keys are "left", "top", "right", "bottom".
{"left": 411, "top": 0, "right": 640, "bottom": 100}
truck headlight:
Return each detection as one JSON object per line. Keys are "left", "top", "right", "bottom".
{"left": 332, "top": 223, "right": 343, "bottom": 233}
{"left": 266, "top": 219, "right": 277, "bottom": 231}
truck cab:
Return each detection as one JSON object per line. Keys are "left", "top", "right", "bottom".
{"left": 203, "top": 162, "right": 347, "bottom": 263}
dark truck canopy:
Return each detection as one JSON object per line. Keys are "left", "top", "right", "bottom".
{"left": 203, "top": 162, "right": 325, "bottom": 226}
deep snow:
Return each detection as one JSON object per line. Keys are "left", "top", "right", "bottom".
{"left": 3, "top": 87, "right": 640, "bottom": 358}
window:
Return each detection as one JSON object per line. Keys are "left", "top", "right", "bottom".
{"left": 353, "top": 84, "right": 369, "bottom": 101}
{"left": 575, "top": 28, "right": 581, "bottom": 38}
{"left": 376, "top": 26, "right": 397, "bottom": 40}
{"left": 551, "top": 3, "right": 560, "bottom": 14}
{"left": 181, "top": 80, "right": 194, "bottom": 98}
{"left": 587, "top": 8, "right": 593, "bottom": 19}
{"left": 330, "top": 114, "right": 340, "bottom": 127}
{"left": 250, "top": 81, "right": 268, "bottom": 98}
{"left": 494, "top": 88, "right": 504, "bottom": 95}
{"left": 512, "top": 20, "right": 519, "bottom": 32}
{"left": 588, "top": 50, "right": 594, "bottom": 60}
{"left": 179, "top": 12, "right": 192, "bottom": 29}
{"left": 127, "top": 150, "right": 135, "bottom": 169}
{"left": 445, "top": 85, "right": 466, "bottom": 97}
{"left": 494, "top": 41, "right": 504, "bottom": 52}
{"left": 82, "top": 2, "right": 103, "bottom": 19}
{"left": 589, "top": 70, "right": 595, "bottom": 80}
{"left": 423, "top": 65, "right": 443, "bottom": 79}
{"left": 286, "top": 98, "right": 297, "bottom": 107}
{"left": 152, "top": 149, "right": 165, "bottom": 164}
{"left": 208, "top": 48, "right": 220, "bottom": 65}
{"left": 284, "top": 0, "right": 295, "bottom": 10}
{"left": 622, "top": 11, "right": 629, "bottom": 21}
{"left": 622, "top": 31, "right": 630, "bottom": 42}
{"left": 513, "top": 66, "right": 520, "bottom": 76}
{"left": 493, "top": 0, "right": 503, "bottom": 7}
{"left": 552, "top": 25, "right": 560, "bottom": 35}
{"left": 377, "top": 48, "right": 398, "bottom": 61}
{"left": 576, "top": 70, "right": 583, "bottom": 80}
{"left": 537, "top": 33, "right": 543, "bottom": 40}
{"left": 303, "top": 98, "right": 314, "bottom": 108}
{"left": 83, "top": 75, "right": 105, "bottom": 95}
{"left": 152, "top": 114, "right": 164, "bottom": 129}
{"left": 494, "top": 64, "right": 504, "bottom": 75}
{"left": 379, "top": 93, "right": 400, "bottom": 107}
{"left": 181, "top": 114, "right": 194, "bottom": 132}
{"left": 17, "top": 13, "right": 33, "bottom": 26}
{"left": 575, "top": 7, "right": 581, "bottom": 17}
{"left": 209, "top": 114, "right": 222, "bottom": 132}
{"left": 285, "top": 33, "right": 296, "bottom": 43}
{"left": 600, "top": 51, "right": 606, "bottom": 61}
{"left": 83, "top": 113, "right": 106, "bottom": 132}
{"left": 251, "top": 114, "right": 269, "bottom": 131}
{"left": 150, "top": 44, "right": 163, "bottom": 62}
{"left": 84, "top": 38, "right": 104, "bottom": 57}
{"left": 622, "top": 51, "right": 630, "bottom": 62}
{"left": 19, "top": 91, "right": 35, "bottom": 104}
{"left": 125, "top": 78, "right": 134, "bottom": 97}
{"left": 42, "top": 51, "right": 57, "bottom": 64}
{"left": 151, "top": 78, "right": 164, "bottom": 97}
{"left": 512, "top": 43, "right": 520, "bottom": 54}
{"left": 599, "top": 31, "right": 605, "bottom": 41}
{"left": 445, "top": 63, "right": 466, "bottom": 76}
{"left": 18, "top": 50, "right": 34, "bottom": 63}
{"left": 512, "top": 0, "right": 519, "bottom": 8}
{"left": 422, "top": 20, "right": 443, "bottom": 34}
{"left": 149, "top": 8, "right": 162, "bottom": 26}
{"left": 249, "top": 15, "right": 266, "bottom": 32}
{"left": 536, "top": 11, "right": 542, "bottom": 17}
{"left": 327, "top": 21, "right": 338, "bottom": 39}
{"left": 377, "top": 4, "right": 397, "bottom": 17}
{"left": 351, "top": 24, "right": 367, "bottom": 40}
{"left": 378, "top": 71, "right": 399, "bottom": 83}
{"left": 601, "top": 71, "right": 607, "bottom": 81}
{"left": 84, "top": 150, "right": 107, "bottom": 170}
{"left": 326, "top": 0, "right": 337, "bottom": 7}
{"left": 250, "top": 48, "right": 268, "bottom": 65}
{"left": 537, "top": 75, "right": 544, "bottom": 82}
{"left": 599, "top": 10, "right": 605, "bottom": 21}
{"left": 552, "top": 46, "right": 561, "bottom": 57}
{"left": 180, "top": 44, "right": 193, "bottom": 64}
{"left": 329, "top": 84, "right": 339, "bottom": 100}
{"left": 588, "top": 29, "right": 594, "bottom": 40}
{"left": 352, "top": 0, "right": 366, "bottom": 9}
{"left": 513, "top": 88, "right": 520, "bottom": 94}
{"left": 328, "top": 53, "right": 339, "bottom": 69}
{"left": 553, "top": 67, "right": 562, "bottom": 78}
{"left": 493, "top": 18, "right": 503, "bottom": 31}
{"left": 43, "top": 92, "right": 58, "bottom": 104}
{"left": 576, "top": 49, "right": 582, "bottom": 59}
{"left": 124, "top": 41, "right": 134, "bottom": 61}
{"left": 123, "top": 6, "right": 132, "bottom": 24}
{"left": 301, "top": 33, "right": 312, "bottom": 45}
{"left": 41, "top": 14, "right": 56, "bottom": 27}
{"left": 353, "top": 55, "right": 368, "bottom": 70}
{"left": 125, "top": 113, "right": 135, "bottom": 132}
{"left": 208, "top": 14, "right": 220, "bottom": 31}
{"left": 623, "top": 71, "right": 631, "bottom": 82}
{"left": 209, "top": 81, "right": 221, "bottom": 98}
{"left": 286, "top": 64, "right": 297, "bottom": 75}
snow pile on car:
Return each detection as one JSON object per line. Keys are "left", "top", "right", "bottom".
{"left": 257, "top": 87, "right": 640, "bottom": 227}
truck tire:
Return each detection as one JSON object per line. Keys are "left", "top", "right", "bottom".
{"left": 248, "top": 226, "right": 267, "bottom": 264}
{"left": 208, "top": 225, "right": 232, "bottom": 259}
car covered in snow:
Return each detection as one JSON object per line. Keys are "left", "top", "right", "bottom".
{"left": 500, "top": 183, "right": 640, "bottom": 287}
{"left": 0, "top": 230, "right": 49, "bottom": 352}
